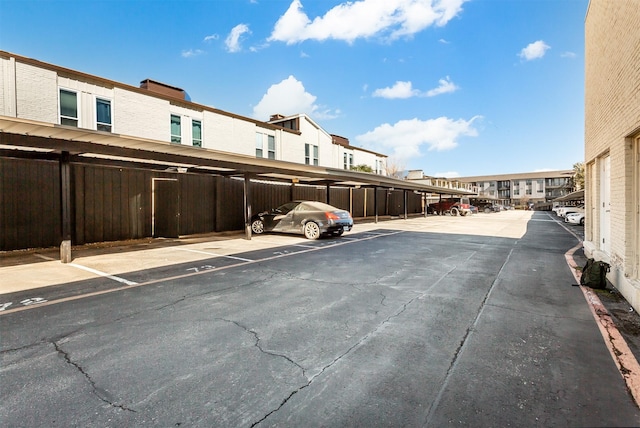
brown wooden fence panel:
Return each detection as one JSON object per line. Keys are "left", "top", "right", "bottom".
{"left": 215, "top": 176, "right": 244, "bottom": 232}
{"left": 73, "top": 164, "right": 156, "bottom": 244}
{"left": 0, "top": 157, "right": 61, "bottom": 251}
{"left": 251, "top": 181, "right": 290, "bottom": 215}
{"left": 179, "top": 173, "right": 216, "bottom": 235}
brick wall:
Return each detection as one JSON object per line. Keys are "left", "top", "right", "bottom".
{"left": 585, "top": 0, "right": 640, "bottom": 308}
{"left": 15, "top": 62, "right": 57, "bottom": 123}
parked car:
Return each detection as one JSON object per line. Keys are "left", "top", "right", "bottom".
{"left": 427, "top": 197, "right": 472, "bottom": 216}
{"left": 250, "top": 201, "right": 353, "bottom": 240}
{"left": 556, "top": 205, "right": 584, "bottom": 218}
{"left": 565, "top": 212, "right": 585, "bottom": 225}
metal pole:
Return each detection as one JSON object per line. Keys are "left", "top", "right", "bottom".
{"left": 374, "top": 186, "right": 379, "bottom": 223}
{"left": 244, "top": 174, "right": 252, "bottom": 240}
{"left": 59, "top": 151, "right": 72, "bottom": 263}
{"left": 404, "top": 190, "right": 408, "bottom": 220}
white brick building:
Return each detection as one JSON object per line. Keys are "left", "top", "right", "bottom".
{"left": 0, "top": 52, "right": 386, "bottom": 173}
{"left": 584, "top": 0, "right": 640, "bottom": 310}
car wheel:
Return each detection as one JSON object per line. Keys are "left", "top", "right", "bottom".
{"left": 484, "top": 207, "right": 491, "bottom": 213}
{"left": 303, "top": 221, "right": 321, "bottom": 240}
{"left": 580, "top": 218, "right": 584, "bottom": 226}
{"left": 450, "top": 207, "right": 459, "bottom": 216}
{"left": 251, "top": 219, "right": 264, "bottom": 234}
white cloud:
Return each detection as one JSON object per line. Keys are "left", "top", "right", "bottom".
{"left": 519, "top": 40, "right": 550, "bottom": 61}
{"left": 373, "top": 77, "right": 458, "bottom": 99}
{"left": 181, "top": 49, "right": 204, "bottom": 58}
{"left": 355, "top": 116, "right": 481, "bottom": 163}
{"left": 425, "top": 76, "right": 458, "bottom": 96}
{"left": 561, "top": 51, "right": 577, "bottom": 59}
{"left": 252, "top": 76, "right": 339, "bottom": 121}
{"left": 225, "top": 24, "right": 251, "bottom": 52}
{"left": 203, "top": 34, "right": 219, "bottom": 42}
{"left": 268, "top": 0, "right": 469, "bottom": 45}
{"left": 373, "top": 81, "right": 420, "bottom": 99}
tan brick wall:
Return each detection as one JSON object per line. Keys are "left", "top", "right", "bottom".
{"left": 585, "top": 0, "right": 640, "bottom": 308}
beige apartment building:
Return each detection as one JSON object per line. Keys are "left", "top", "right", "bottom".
{"left": 584, "top": 0, "right": 640, "bottom": 310}
{"left": 456, "top": 170, "right": 575, "bottom": 207}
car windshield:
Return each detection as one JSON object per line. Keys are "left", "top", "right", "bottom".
{"left": 275, "top": 202, "right": 299, "bottom": 214}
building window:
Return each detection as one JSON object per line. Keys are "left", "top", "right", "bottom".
{"left": 256, "top": 133, "right": 263, "bottom": 157}
{"left": 349, "top": 154, "right": 353, "bottom": 168}
{"left": 343, "top": 153, "right": 348, "bottom": 169}
{"left": 267, "top": 135, "right": 275, "bottom": 159}
{"left": 192, "top": 120, "right": 202, "bottom": 147}
{"left": 96, "top": 98, "right": 112, "bottom": 132}
{"left": 305, "top": 144, "right": 318, "bottom": 166}
{"left": 60, "top": 89, "right": 78, "bottom": 127}
{"left": 171, "top": 115, "right": 181, "bottom": 144}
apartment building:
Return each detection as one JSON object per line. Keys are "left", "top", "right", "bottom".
{"left": 584, "top": 1, "right": 640, "bottom": 310}
{"left": 456, "top": 170, "right": 575, "bottom": 207}
{"left": 0, "top": 51, "right": 386, "bottom": 173}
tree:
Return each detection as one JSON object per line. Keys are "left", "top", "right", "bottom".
{"left": 384, "top": 157, "right": 406, "bottom": 178}
{"left": 350, "top": 164, "right": 374, "bottom": 173}
{"left": 573, "top": 162, "right": 584, "bottom": 190}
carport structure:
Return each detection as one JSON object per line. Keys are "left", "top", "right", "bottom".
{"left": 0, "top": 116, "right": 474, "bottom": 262}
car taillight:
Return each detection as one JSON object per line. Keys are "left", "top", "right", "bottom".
{"left": 325, "top": 212, "right": 340, "bottom": 220}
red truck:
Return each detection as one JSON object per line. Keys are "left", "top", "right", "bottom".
{"left": 427, "top": 197, "right": 471, "bottom": 216}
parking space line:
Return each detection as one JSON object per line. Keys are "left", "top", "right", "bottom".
{"left": 34, "top": 253, "right": 137, "bottom": 286}
{"left": 173, "top": 247, "right": 253, "bottom": 262}
{"left": 1, "top": 231, "right": 402, "bottom": 315}
{"left": 67, "top": 263, "right": 138, "bottom": 286}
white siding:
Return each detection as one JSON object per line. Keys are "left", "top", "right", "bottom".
{"left": 15, "top": 62, "right": 57, "bottom": 123}
{"left": 279, "top": 129, "right": 304, "bottom": 164}
{"left": 114, "top": 87, "right": 168, "bottom": 141}
{"left": 0, "top": 57, "right": 17, "bottom": 117}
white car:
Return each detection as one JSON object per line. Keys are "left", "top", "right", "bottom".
{"left": 557, "top": 205, "right": 584, "bottom": 218}
{"left": 565, "top": 212, "right": 585, "bottom": 225}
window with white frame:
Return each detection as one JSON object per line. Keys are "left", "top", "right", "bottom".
{"left": 267, "top": 135, "right": 275, "bottom": 159}
{"left": 305, "top": 144, "right": 318, "bottom": 166}
{"left": 59, "top": 89, "right": 78, "bottom": 127}
{"left": 96, "top": 98, "right": 112, "bottom": 132}
{"left": 192, "top": 120, "right": 202, "bottom": 147}
{"left": 171, "top": 114, "right": 181, "bottom": 144}
{"left": 255, "top": 133, "right": 263, "bottom": 157}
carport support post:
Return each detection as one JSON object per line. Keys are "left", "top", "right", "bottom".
{"left": 403, "top": 190, "right": 408, "bottom": 220}
{"left": 326, "top": 183, "right": 331, "bottom": 205}
{"left": 59, "top": 151, "right": 72, "bottom": 263}
{"left": 423, "top": 193, "right": 427, "bottom": 218}
{"left": 243, "top": 174, "right": 252, "bottom": 240}
{"left": 374, "top": 186, "right": 379, "bottom": 223}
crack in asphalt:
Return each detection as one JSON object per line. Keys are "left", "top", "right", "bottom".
{"left": 52, "top": 340, "right": 136, "bottom": 413}
{"left": 424, "top": 247, "right": 514, "bottom": 426}
{"left": 248, "top": 283, "right": 440, "bottom": 427}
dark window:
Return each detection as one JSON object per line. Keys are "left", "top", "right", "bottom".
{"left": 96, "top": 98, "right": 112, "bottom": 132}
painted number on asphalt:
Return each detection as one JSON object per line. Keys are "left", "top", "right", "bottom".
{"left": 186, "top": 265, "right": 215, "bottom": 273}
{"left": 0, "top": 297, "right": 49, "bottom": 311}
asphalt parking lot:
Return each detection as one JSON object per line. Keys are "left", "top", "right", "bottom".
{"left": 1, "top": 210, "right": 639, "bottom": 427}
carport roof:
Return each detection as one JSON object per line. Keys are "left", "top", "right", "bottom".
{"left": 0, "top": 116, "right": 475, "bottom": 196}
{"left": 553, "top": 189, "right": 584, "bottom": 202}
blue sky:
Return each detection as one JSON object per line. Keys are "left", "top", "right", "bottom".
{"left": 0, "top": 0, "right": 588, "bottom": 177}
